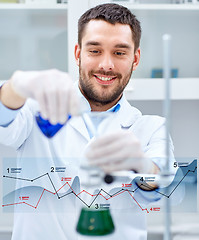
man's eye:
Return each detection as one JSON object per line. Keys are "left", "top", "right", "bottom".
{"left": 115, "top": 51, "right": 125, "bottom": 56}
{"left": 90, "top": 50, "right": 99, "bottom": 54}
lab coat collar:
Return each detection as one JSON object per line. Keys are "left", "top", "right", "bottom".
{"left": 69, "top": 83, "right": 142, "bottom": 141}
{"left": 68, "top": 115, "right": 91, "bottom": 141}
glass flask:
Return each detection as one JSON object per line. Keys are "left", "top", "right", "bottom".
{"left": 76, "top": 207, "right": 114, "bottom": 236}
{"left": 35, "top": 103, "right": 120, "bottom": 138}
{"left": 76, "top": 111, "right": 117, "bottom": 236}
{"left": 35, "top": 113, "right": 71, "bottom": 138}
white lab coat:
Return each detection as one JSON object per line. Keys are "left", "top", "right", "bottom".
{"left": 0, "top": 94, "right": 174, "bottom": 240}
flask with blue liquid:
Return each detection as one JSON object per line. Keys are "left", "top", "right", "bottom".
{"left": 35, "top": 113, "right": 71, "bottom": 138}
{"left": 35, "top": 104, "right": 120, "bottom": 138}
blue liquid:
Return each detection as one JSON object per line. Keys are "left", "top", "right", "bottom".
{"left": 35, "top": 113, "right": 71, "bottom": 138}
{"left": 35, "top": 103, "right": 120, "bottom": 138}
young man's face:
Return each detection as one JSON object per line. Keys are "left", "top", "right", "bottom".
{"left": 75, "top": 20, "right": 140, "bottom": 110}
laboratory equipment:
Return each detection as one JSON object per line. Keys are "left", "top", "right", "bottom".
{"left": 75, "top": 111, "right": 175, "bottom": 236}
{"left": 163, "top": 34, "right": 172, "bottom": 240}
{"left": 76, "top": 204, "right": 114, "bottom": 236}
{"left": 35, "top": 112, "right": 71, "bottom": 138}
{"left": 76, "top": 111, "right": 116, "bottom": 236}
{"left": 35, "top": 111, "right": 117, "bottom": 236}
{"left": 35, "top": 108, "right": 175, "bottom": 237}
{"left": 35, "top": 103, "right": 120, "bottom": 138}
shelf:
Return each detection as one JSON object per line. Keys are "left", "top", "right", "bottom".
{"left": 0, "top": 227, "right": 12, "bottom": 233}
{"left": 2, "top": 2, "right": 198, "bottom": 11}
{"left": 125, "top": 78, "right": 199, "bottom": 100}
{"left": 112, "top": 2, "right": 199, "bottom": 10}
{"left": 0, "top": 3, "right": 67, "bottom": 9}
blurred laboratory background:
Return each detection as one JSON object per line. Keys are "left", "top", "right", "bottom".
{"left": 0, "top": 0, "right": 199, "bottom": 239}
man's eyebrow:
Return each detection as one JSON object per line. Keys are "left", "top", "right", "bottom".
{"left": 85, "top": 42, "right": 132, "bottom": 49}
{"left": 114, "top": 43, "right": 131, "bottom": 49}
{"left": 85, "top": 41, "right": 101, "bottom": 46}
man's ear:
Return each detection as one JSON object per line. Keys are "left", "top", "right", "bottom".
{"left": 132, "top": 47, "right": 141, "bottom": 71}
{"left": 74, "top": 43, "right": 81, "bottom": 66}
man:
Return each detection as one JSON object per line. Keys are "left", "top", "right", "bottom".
{"left": 0, "top": 3, "right": 174, "bottom": 240}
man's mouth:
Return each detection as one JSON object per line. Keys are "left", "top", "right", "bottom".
{"left": 94, "top": 74, "right": 117, "bottom": 84}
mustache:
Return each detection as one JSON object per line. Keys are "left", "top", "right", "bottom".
{"left": 89, "top": 70, "right": 122, "bottom": 79}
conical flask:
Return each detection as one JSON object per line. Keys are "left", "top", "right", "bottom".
{"left": 77, "top": 111, "right": 116, "bottom": 236}
{"left": 76, "top": 207, "right": 114, "bottom": 236}
{"left": 76, "top": 164, "right": 115, "bottom": 236}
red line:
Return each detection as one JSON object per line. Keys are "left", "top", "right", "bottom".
{"left": 23, "top": 202, "right": 36, "bottom": 209}
{"left": 2, "top": 202, "right": 24, "bottom": 207}
{"left": 35, "top": 189, "right": 45, "bottom": 209}
{"left": 77, "top": 190, "right": 93, "bottom": 197}
{"left": 3, "top": 181, "right": 149, "bottom": 213}
{"left": 126, "top": 190, "right": 149, "bottom": 213}
{"left": 109, "top": 190, "right": 126, "bottom": 199}
{"left": 44, "top": 189, "right": 55, "bottom": 195}
{"left": 76, "top": 190, "right": 84, "bottom": 196}
{"left": 66, "top": 182, "right": 77, "bottom": 193}
{"left": 99, "top": 193, "right": 108, "bottom": 200}
{"left": 76, "top": 190, "right": 85, "bottom": 196}
{"left": 56, "top": 181, "right": 68, "bottom": 193}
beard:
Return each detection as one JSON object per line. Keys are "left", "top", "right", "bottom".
{"left": 78, "top": 61, "right": 133, "bottom": 106}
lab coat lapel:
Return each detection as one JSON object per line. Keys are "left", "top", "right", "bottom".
{"left": 69, "top": 84, "right": 92, "bottom": 141}
{"left": 116, "top": 95, "right": 142, "bottom": 129}
{"left": 68, "top": 116, "right": 91, "bottom": 142}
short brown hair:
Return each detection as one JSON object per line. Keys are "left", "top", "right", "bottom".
{"left": 78, "top": 3, "right": 141, "bottom": 52}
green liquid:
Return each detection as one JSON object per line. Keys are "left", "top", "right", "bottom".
{"left": 76, "top": 207, "right": 115, "bottom": 236}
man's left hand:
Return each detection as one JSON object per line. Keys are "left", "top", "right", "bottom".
{"left": 86, "top": 130, "right": 157, "bottom": 174}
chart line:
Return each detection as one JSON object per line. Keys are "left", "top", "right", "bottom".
{"left": 2, "top": 166, "right": 197, "bottom": 212}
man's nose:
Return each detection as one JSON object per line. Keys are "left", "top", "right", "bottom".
{"left": 98, "top": 54, "right": 114, "bottom": 71}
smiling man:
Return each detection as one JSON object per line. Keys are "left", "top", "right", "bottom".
{"left": 0, "top": 3, "right": 174, "bottom": 240}
{"left": 76, "top": 19, "right": 140, "bottom": 111}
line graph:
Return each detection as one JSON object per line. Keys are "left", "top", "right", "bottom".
{"left": 2, "top": 159, "right": 197, "bottom": 213}
{"left": 139, "top": 166, "right": 197, "bottom": 198}
{"left": 3, "top": 174, "right": 145, "bottom": 211}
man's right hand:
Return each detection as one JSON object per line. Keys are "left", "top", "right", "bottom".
{"left": 8, "top": 69, "right": 79, "bottom": 124}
